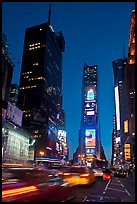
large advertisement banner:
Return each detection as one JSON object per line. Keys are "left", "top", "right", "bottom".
{"left": 87, "top": 89, "right": 94, "bottom": 100}
{"left": 124, "top": 144, "right": 131, "bottom": 160}
{"left": 6, "top": 102, "right": 23, "bottom": 127}
{"left": 85, "top": 147, "right": 95, "bottom": 155}
{"left": 85, "top": 129, "right": 96, "bottom": 147}
{"left": 85, "top": 137, "right": 96, "bottom": 147}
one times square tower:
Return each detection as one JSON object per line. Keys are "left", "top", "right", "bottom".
{"left": 17, "top": 6, "right": 65, "bottom": 159}
{"left": 80, "top": 64, "right": 99, "bottom": 159}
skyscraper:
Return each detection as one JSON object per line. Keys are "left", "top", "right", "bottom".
{"left": 17, "top": 8, "right": 65, "bottom": 159}
{"left": 120, "top": 9, "right": 135, "bottom": 166}
{"left": 80, "top": 63, "right": 99, "bottom": 160}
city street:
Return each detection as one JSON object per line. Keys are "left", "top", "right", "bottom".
{"left": 71, "top": 176, "right": 135, "bottom": 202}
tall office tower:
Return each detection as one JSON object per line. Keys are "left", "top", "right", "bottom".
{"left": 120, "top": 9, "right": 135, "bottom": 166}
{"left": 112, "top": 58, "right": 127, "bottom": 165}
{"left": 10, "top": 83, "right": 19, "bottom": 105}
{"left": 128, "top": 9, "right": 135, "bottom": 65}
{"left": 17, "top": 7, "right": 65, "bottom": 159}
{"left": 80, "top": 63, "right": 99, "bottom": 160}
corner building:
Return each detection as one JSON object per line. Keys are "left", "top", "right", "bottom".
{"left": 80, "top": 64, "right": 99, "bottom": 159}
{"left": 17, "top": 21, "right": 65, "bottom": 160}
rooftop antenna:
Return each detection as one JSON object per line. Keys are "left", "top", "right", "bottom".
{"left": 48, "top": 4, "right": 51, "bottom": 25}
{"left": 123, "top": 41, "right": 126, "bottom": 58}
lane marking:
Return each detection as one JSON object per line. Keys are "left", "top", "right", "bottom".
{"left": 116, "top": 177, "right": 131, "bottom": 196}
{"left": 100, "top": 196, "right": 103, "bottom": 200}
{"left": 104, "top": 179, "right": 111, "bottom": 191}
{"left": 120, "top": 183, "right": 124, "bottom": 188}
{"left": 125, "top": 189, "right": 131, "bottom": 196}
{"left": 82, "top": 196, "right": 87, "bottom": 202}
{"left": 107, "top": 187, "right": 126, "bottom": 193}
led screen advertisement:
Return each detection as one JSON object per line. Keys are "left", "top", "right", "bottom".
{"left": 58, "top": 130, "right": 66, "bottom": 137}
{"left": 124, "top": 144, "right": 131, "bottom": 160}
{"left": 114, "top": 86, "right": 120, "bottom": 131}
{"left": 84, "top": 98, "right": 97, "bottom": 117}
{"left": 57, "top": 130, "right": 66, "bottom": 143}
{"left": 87, "top": 89, "right": 94, "bottom": 100}
{"left": 85, "top": 129, "right": 96, "bottom": 147}
{"left": 85, "top": 129, "right": 95, "bottom": 137}
{"left": 6, "top": 102, "right": 23, "bottom": 127}
{"left": 85, "top": 147, "right": 95, "bottom": 155}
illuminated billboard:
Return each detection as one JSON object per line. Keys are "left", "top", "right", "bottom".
{"left": 85, "top": 129, "right": 96, "bottom": 147}
{"left": 114, "top": 86, "right": 120, "bottom": 131}
{"left": 116, "top": 137, "right": 120, "bottom": 144}
{"left": 85, "top": 147, "right": 95, "bottom": 155}
{"left": 124, "top": 144, "right": 131, "bottom": 160}
{"left": 57, "top": 130, "right": 66, "bottom": 143}
{"left": 58, "top": 130, "right": 66, "bottom": 137}
{"left": 85, "top": 137, "right": 96, "bottom": 147}
{"left": 124, "top": 120, "right": 128, "bottom": 133}
{"left": 6, "top": 102, "right": 23, "bottom": 127}
{"left": 86, "top": 111, "right": 95, "bottom": 115}
{"left": 85, "top": 129, "right": 95, "bottom": 137}
{"left": 87, "top": 89, "right": 94, "bottom": 100}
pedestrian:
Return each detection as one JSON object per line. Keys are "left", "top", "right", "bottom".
{"left": 130, "top": 169, "right": 133, "bottom": 177}
{"left": 128, "top": 169, "right": 130, "bottom": 177}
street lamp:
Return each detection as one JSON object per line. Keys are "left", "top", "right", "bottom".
{"left": 39, "top": 151, "right": 45, "bottom": 157}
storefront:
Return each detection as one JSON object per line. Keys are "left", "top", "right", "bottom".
{"left": 2, "top": 122, "right": 34, "bottom": 165}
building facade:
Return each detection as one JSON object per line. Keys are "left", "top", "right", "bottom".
{"left": 79, "top": 63, "right": 99, "bottom": 161}
{"left": 2, "top": 33, "right": 14, "bottom": 134}
{"left": 10, "top": 83, "right": 19, "bottom": 105}
{"left": 112, "top": 9, "right": 135, "bottom": 167}
{"left": 121, "top": 9, "right": 135, "bottom": 167}
{"left": 17, "top": 14, "right": 65, "bottom": 160}
{"left": 112, "top": 58, "right": 127, "bottom": 166}
{"left": 2, "top": 33, "right": 14, "bottom": 161}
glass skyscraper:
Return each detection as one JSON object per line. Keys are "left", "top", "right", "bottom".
{"left": 17, "top": 17, "right": 65, "bottom": 159}
{"left": 80, "top": 63, "right": 99, "bottom": 159}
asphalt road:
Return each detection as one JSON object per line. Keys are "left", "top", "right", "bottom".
{"left": 71, "top": 176, "right": 135, "bottom": 202}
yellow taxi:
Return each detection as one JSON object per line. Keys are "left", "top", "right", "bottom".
{"left": 61, "top": 165, "right": 96, "bottom": 186}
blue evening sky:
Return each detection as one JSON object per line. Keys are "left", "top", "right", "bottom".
{"left": 2, "top": 2, "right": 135, "bottom": 161}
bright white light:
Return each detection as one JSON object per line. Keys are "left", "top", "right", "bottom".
{"left": 114, "top": 86, "right": 120, "bottom": 130}
{"left": 116, "top": 137, "right": 120, "bottom": 144}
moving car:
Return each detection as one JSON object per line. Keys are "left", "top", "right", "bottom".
{"left": 93, "top": 168, "right": 103, "bottom": 177}
{"left": 61, "top": 165, "right": 96, "bottom": 186}
{"left": 102, "top": 168, "right": 113, "bottom": 180}
{"left": 2, "top": 168, "right": 75, "bottom": 202}
{"left": 115, "top": 169, "right": 126, "bottom": 177}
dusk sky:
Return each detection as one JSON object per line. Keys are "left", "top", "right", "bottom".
{"left": 2, "top": 2, "right": 135, "bottom": 161}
